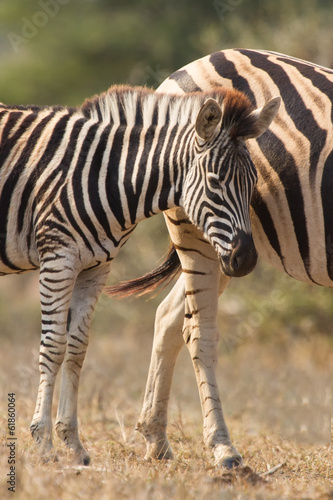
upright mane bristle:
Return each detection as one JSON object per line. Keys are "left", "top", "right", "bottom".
{"left": 80, "top": 85, "right": 204, "bottom": 127}
{"left": 221, "top": 89, "right": 256, "bottom": 139}
{"left": 81, "top": 85, "right": 256, "bottom": 138}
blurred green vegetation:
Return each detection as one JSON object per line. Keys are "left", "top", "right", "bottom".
{"left": 0, "top": 0, "right": 332, "bottom": 105}
{"left": 219, "top": 263, "right": 333, "bottom": 352}
{"left": 0, "top": 0, "right": 332, "bottom": 345}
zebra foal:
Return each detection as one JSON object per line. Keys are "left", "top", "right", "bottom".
{"left": 0, "top": 84, "right": 279, "bottom": 464}
{"left": 109, "top": 49, "right": 333, "bottom": 468}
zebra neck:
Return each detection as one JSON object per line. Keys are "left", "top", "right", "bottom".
{"left": 106, "top": 121, "right": 195, "bottom": 226}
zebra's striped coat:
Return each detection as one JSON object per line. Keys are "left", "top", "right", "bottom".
{"left": 1, "top": 84, "right": 278, "bottom": 464}
{"left": 120, "top": 49, "right": 333, "bottom": 468}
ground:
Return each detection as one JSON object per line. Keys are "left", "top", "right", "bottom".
{"left": 0, "top": 321, "right": 332, "bottom": 499}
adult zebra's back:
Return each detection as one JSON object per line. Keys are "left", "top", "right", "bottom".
{"left": 159, "top": 49, "right": 333, "bottom": 285}
{"left": 1, "top": 84, "right": 278, "bottom": 464}
{"left": 109, "top": 49, "right": 333, "bottom": 468}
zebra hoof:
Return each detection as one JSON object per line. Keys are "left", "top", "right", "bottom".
{"left": 73, "top": 448, "right": 91, "bottom": 466}
{"left": 213, "top": 444, "right": 243, "bottom": 469}
{"left": 55, "top": 421, "right": 90, "bottom": 465}
{"left": 144, "top": 440, "right": 174, "bottom": 461}
{"left": 136, "top": 421, "right": 174, "bottom": 461}
{"left": 222, "top": 455, "right": 243, "bottom": 469}
{"left": 31, "top": 422, "right": 58, "bottom": 462}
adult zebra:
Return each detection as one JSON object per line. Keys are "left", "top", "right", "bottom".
{"left": 0, "top": 84, "right": 278, "bottom": 464}
{"left": 108, "top": 49, "right": 333, "bottom": 468}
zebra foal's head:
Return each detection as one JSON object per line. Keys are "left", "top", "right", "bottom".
{"left": 183, "top": 90, "right": 280, "bottom": 277}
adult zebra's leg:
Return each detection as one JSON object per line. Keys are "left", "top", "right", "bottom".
{"left": 30, "top": 257, "right": 78, "bottom": 461}
{"left": 136, "top": 274, "right": 186, "bottom": 460}
{"left": 55, "top": 263, "right": 111, "bottom": 465}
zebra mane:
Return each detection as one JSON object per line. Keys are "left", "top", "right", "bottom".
{"left": 81, "top": 85, "right": 202, "bottom": 127}
{"left": 0, "top": 85, "right": 256, "bottom": 139}
{"left": 80, "top": 85, "right": 256, "bottom": 136}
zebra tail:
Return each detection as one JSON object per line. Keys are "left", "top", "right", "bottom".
{"left": 104, "top": 244, "right": 181, "bottom": 298}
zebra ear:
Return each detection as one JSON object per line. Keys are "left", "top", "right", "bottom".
{"left": 195, "top": 98, "right": 222, "bottom": 141}
{"left": 243, "top": 96, "right": 281, "bottom": 139}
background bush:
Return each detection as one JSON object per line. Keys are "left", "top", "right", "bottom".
{"left": 0, "top": 0, "right": 332, "bottom": 345}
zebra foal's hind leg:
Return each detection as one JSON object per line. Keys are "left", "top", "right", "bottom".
{"left": 30, "top": 256, "right": 79, "bottom": 461}
{"left": 136, "top": 275, "right": 186, "bottom": 460}
{"left": 55, "top": 263, "right": 111, "bottom": 465}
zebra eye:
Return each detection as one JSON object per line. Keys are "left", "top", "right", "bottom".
{"left": 207, "top": 173, "right": 220, "bottom": 190}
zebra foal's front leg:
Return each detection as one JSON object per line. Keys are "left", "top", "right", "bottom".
{"left": 30, "top": 256, "right": 78, "bottom": 461}
{"left": 139, "top": 258, "right": 241, "bottom": 467}
{"left": 181, "top": 259, "right": 242, "bottom": 468}
{"left": 139, "top": 208, "right": 242, "bottom": 468}
{"left": 168, "top": 210, "right": 242, "bottom": 468}
{"left": 55, "top": 263, "right": 111, "bottom": 465}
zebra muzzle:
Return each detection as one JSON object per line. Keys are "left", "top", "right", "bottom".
{"left": 219, "top": 229, "right": 257, "bottom": 278}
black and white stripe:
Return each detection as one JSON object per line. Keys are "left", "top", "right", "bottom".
{"left": 1, "top": 83, "right": 277, "bottom": 464}
{"left": 160, "top": 48, "right": 333, "bottom": 285}
{"left": 114, "top": 49, "right": 333, "bottom": 468}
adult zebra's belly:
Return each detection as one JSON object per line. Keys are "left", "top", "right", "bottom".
{"left": 245, "top": 123, "right": 333, "bottom": 287}
{"left": 250, "top": 181, "right": 333, "bottom": 287}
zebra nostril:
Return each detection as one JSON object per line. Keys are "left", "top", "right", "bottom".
{"left": 232, "top": 255, "right": 240, "bottom": 270}
{"left": 219, "top": 230, "right": 257, "bottom": 277}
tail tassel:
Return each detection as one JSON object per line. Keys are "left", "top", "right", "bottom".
{"left": 104, "top": 244, "right": 180, "bottom": 299}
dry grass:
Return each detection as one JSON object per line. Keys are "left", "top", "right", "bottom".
{"left": 1, "top": 327, "right": 332, "bottom": 500}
